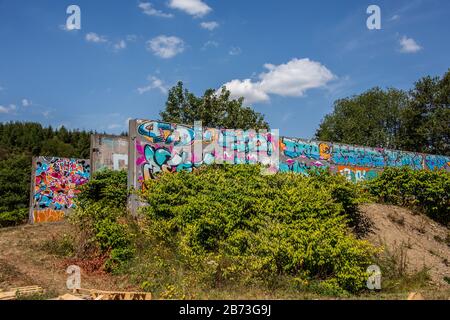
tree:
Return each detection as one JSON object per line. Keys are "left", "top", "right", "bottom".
{"left": 0, "top": 154, "right": 31, "bottom": 226}
{"left": 315, "top": 87, "right": 407, "bottom": 149}
{"left": 399, "top": 70, "right": 450, "bottom": 155}
{"left": 160, "top": 81, "right": 269, "bottom": 130}
{"left": 316, "top": 69, "right": 450, "bottom": 155}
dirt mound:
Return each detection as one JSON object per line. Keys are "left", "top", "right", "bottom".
{"left": 1, "top": 205, "right": 448, "bottom": 298}
{"left": 0, "top": 222, "right": 134, "bottom": 295}
{"left": 360, "top": 203, "right": 450, "bottom": 287}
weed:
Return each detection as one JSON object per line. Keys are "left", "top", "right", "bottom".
{"left": 40, "top": 234, "right": 74, "bottom": 257}
{"left": 375, "top": 241, "right": 430, "bottom": 292}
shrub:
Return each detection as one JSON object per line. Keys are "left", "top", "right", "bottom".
{"left": 0, "top": 208, "right": 28, "bottom": 228}
{"left": 140, "top": 164, "right": 377, "bottom": 294}
{"left": 75, "top": 169, "right": 128, "bottom": 211}
{"left": 71, "top": 169, "right": 134, "bottom": 271}
{"left": 367, "top": 167, "right": 450, "bottom": 225}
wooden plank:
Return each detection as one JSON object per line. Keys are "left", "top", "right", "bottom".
{"left": 0, "top": 293, "right": 16, "bottom": 300}
{"left": 0, "top": 286, "right": 44, "bottom": 300}
{"left": 10, "top": 286, "right": 42, "bottom": 290}
{"left": 57, "top": 293, "right": 85, "bottom": 301}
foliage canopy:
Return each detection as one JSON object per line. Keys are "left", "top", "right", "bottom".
{"left": 160, "top": 81, "right": 269, "bottom": 130}
{"left": 316, "top": 69, "right": 450, "bottom": 156}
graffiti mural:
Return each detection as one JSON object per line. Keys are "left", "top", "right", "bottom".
{"left": 129, "top": 120, "right": 450, "bottom": 191}
{"left": 30, "top": 157, "right": 90, "bottom": 223}
{"left": 129, "top": 120, "right": 279, "bottom": 191}
{"left": 91, "top": 134, "right": 129, "bottom": 172}
{"left": 278, "top": 138, "right": 450, "bottom": 182}
{"left": 337, "top": 166, "right": 380, "bottom": 182}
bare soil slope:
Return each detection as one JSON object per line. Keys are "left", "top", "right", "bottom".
{"left": 0, "top": 222, "right": 134, "bottom": 295}
{"left": 0, "top": 204, "right": 448, "bottom": 298}
{"left": 360, "top": 203, "right": 450, "bottom": 287}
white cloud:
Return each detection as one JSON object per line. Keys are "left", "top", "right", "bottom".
{"left": 138, "top": 75, "right": 169, "bottom": 94}
{"left": 59, "top": 24, "right": 78, "bottom": 32}
{"left": 85, "top": 32, "right": 108, "bottom": 43}
{"left": 222, "top": 79, "right": 269, "bottom": 104}
{"left": 389, "top": 14, "right": 400, "bottom": 21}
{"left": 168, "top": 0, "right": 211, "bottom": 17}
{"left": 59, "top": 24, "right": 69, "bottom": 31}
{"left": 258, "top": 59, "right": 335, "bottom": 96}
{"left": 222, "top": 58, "right": 336, "bottom": 104}
{"left": 200, "top": 21, "right": 219, "bottom": 30}
{"left": 399, "top": 36, "right": 422, "bottom": 53}
{"left": 22, "top": 99, "right": 32, "bottom": 107}
{"left": 113, "top": 40, "right": 127, "bottom": 51}
{"left": 126, "top": 34, "right": 138, "bottom": 42}
{"left": 229, "top": 46, "right": 242, "bottom": 56}
{"left": 0, "top": 104, "right": 16, "bottom": 114}
{"left": 85, "top": 32, "right": 133, "bottom": 52}
{"left": 202, "top": 40, "right": 219, "bottom": 50}
{"left": 138, "top": 2, "right": 173, "bottom": 18}
{"left": 147, "top": 35, "right": 185, "bottom": 58}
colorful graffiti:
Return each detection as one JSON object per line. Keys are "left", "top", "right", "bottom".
{"left": 132, "top": 120, "right": 279, "bottom": 190}
{"left": 31, "top": 157, "right": 90, "bottom": 223}
{"left": 337, "top": 166, "right": 379, "bottom": 182}
{"left": 130, "top": 120, "right": 450, "bottom": 188}
{"left": 33, "top": 209, "right": 65, "bottom": 224}
{"left": 278, "top": 138, "right": 450, "bottom": 182}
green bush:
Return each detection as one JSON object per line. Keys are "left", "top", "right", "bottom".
{"left": 71, "top": 169, "right": 134, "bottom": 271}
{"left": 75, "top": 169, "right": 128, "bottom": 211}
{"left": 140, "top": 164, "right": 377, "bottom": 294}
{"left": 367, "top": 167, "right": 450, "bottom": 225}
{"left": 0, "top": 208, "right": 28, "bottom": 228}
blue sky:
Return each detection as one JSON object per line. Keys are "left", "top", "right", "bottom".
{"left": 0, "top": 0, "right": 449, "bottom": 138}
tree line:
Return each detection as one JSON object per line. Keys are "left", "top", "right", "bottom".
{"left": 316, "top": 69, "right": 450, "bottom": 156}
{"left": 0, "top": 123, "right": 93, "bottom": 226}
{"left": 0, "top": 69, "right": 449, "bottom": 226}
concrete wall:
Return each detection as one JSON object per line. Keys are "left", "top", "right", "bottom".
{"left": 128, "top": 119, "right": 280, "bottom": 195}
{"left": 129, "top": 119, "right": 450, "bottom": 193}
{"left": 91, "top": 134, "right": 129, "bottom": 173}
{"left": 26, "top": 120, "right": 450, "bottom": 221}
{"left": 29, "top": 157, "right": 90, "bottom": 224}
{"left": 278, "top": 137, "right": 450, "bottom": 181}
